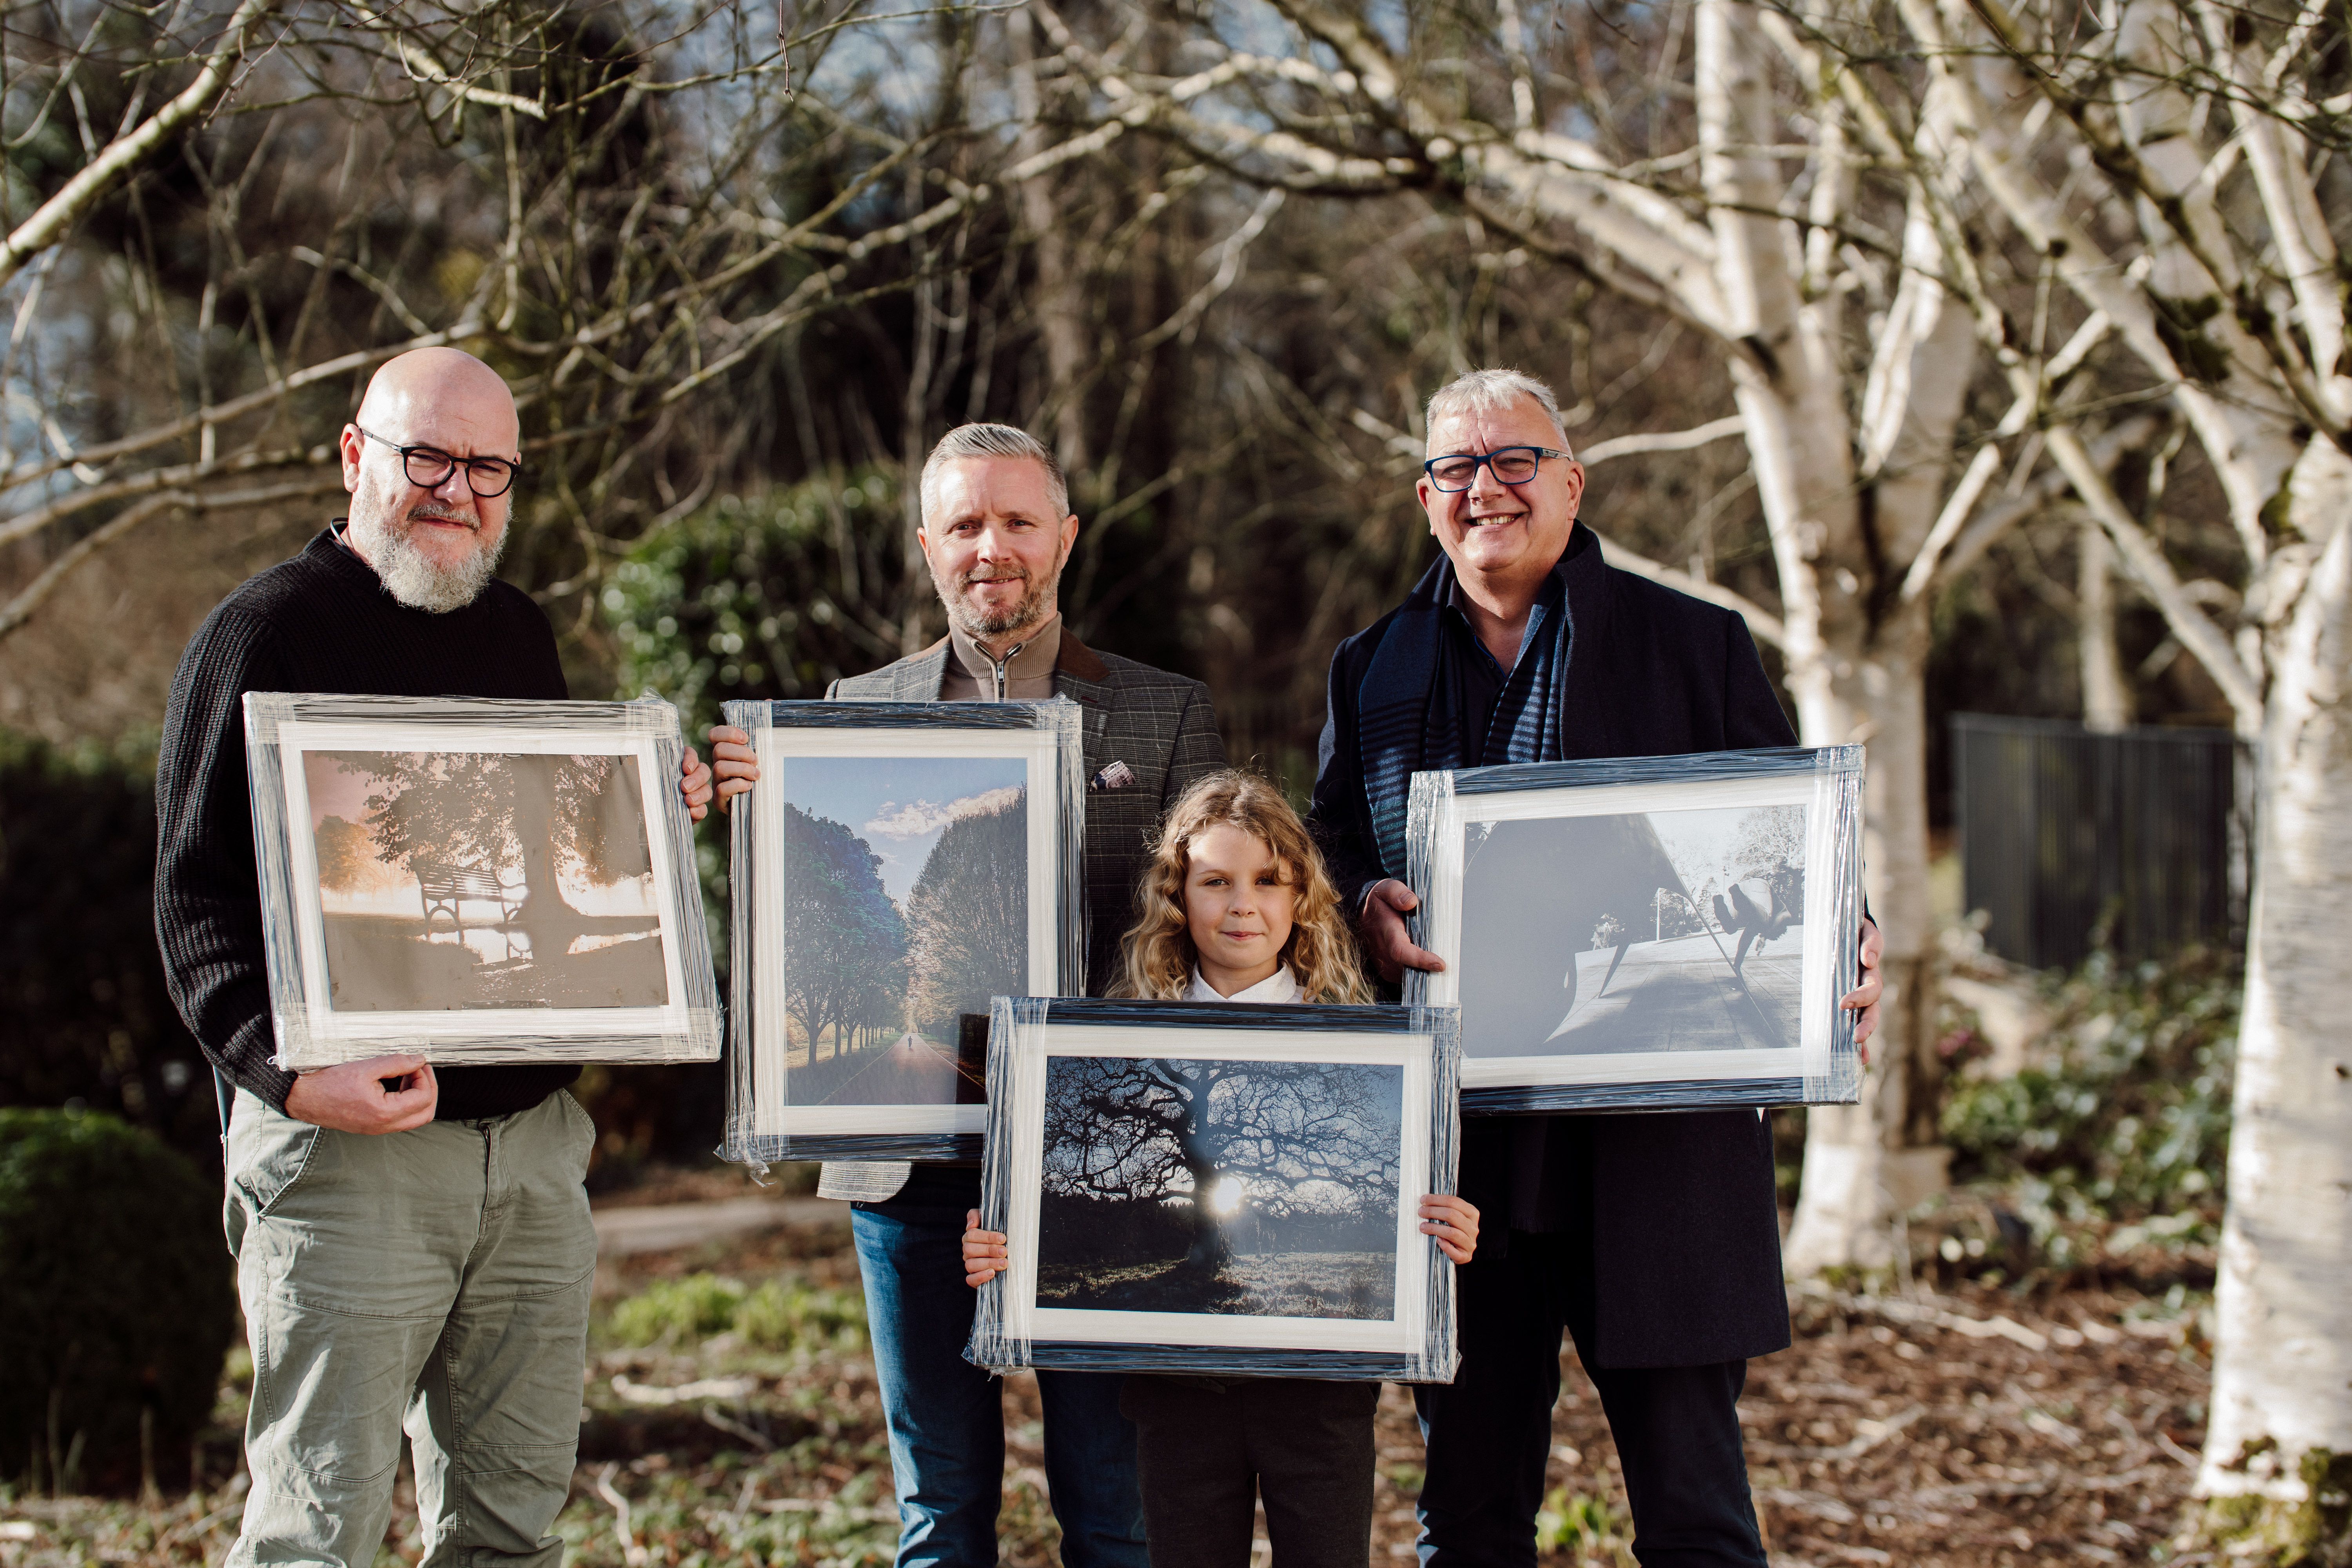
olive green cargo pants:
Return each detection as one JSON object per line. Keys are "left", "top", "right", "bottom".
{"left": 222, "top": 1087, "right": 598, "bottom": 1568}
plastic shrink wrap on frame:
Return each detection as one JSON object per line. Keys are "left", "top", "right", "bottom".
{"left": 243, "top": 692, "right": 720, "bottom": 1069}
{"left": 967, "top": 996, "right": 1461, "bottom": 1384}
{"left": 1404, "top": 744, "right": 1865, "bottom": 1114}
{"left": 720, "top": 698, "right": 1085, "bottom": 1165}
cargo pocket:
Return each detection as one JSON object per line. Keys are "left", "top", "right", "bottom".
{"left": 228, "top": 1095, "right": 325, "bottom": 1219}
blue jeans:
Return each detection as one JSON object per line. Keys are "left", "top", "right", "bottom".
{"left": 852, "top": 1187, "right": 1149, "bottom": 1568}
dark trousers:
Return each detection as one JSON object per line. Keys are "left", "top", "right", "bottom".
{"left": 851, "top": 1191, "right": 1147, "bottom": 1568}
{"left": 1411, "top": 1231, "right": 1765, "bottom": 1568}
{"left": 1121, "top": 1375, "right": 1378, "bottom": 1568}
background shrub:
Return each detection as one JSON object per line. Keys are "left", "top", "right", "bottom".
{"left": 607, "top": 1271, "right": 866, "bottom": 1355}
{"left": 1941, "top": 945, "right": 2238, "bottom": 1266}
{"left": 0, "top": 1107, "right": 238, "bottom": 1494}
{"left": 0, "top": 733, "right": 218, "bottom": 1166}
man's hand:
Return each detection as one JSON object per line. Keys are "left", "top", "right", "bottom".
{"left": 1359, "top": 879, "right": 1444, "bottom": 984}
{"left": 1841, "top": 916, "right": 1885, "bottom": 1066}
{"left": 283, "top": 1054, "right": 438, "bottom": 1134}
{"left": 707, "top": 724, "right": 759, "bottom": 815}
{"left": 679, "top": 746, "right": 715, "bottom": 822}
{"left": 962, "top": 1209, "right": 1009, "bottom": 1288}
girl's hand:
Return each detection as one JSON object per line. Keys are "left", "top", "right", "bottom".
{"left": 962, "top": 1209, "right": 1009, "bottom": 1288}
{"left": 1419, "top": 1194, "right": 1479, "bottom": 1265}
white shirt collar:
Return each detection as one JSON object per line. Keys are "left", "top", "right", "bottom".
{"left": 1185, "top": 965, "right": 1302, "bottom": 1004}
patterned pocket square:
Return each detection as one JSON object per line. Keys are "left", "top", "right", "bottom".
{"left": 1090, "top": 760, "right": 1136, "bottom": 793}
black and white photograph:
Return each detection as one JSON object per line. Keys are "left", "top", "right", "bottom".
{"left": 726, "top": 700, "right": 1085, "bottom": 1157}
{"left": 1034, "top": 1055, "right": 1403, "bottom": 1320}
{"left": 244, "top": 695, "right": 722, "bottom": 1069}
{"left": 969, "top": 998, "right": 1461, "bottom": 1381}
{"left": 304, "top": 748, "right": 671, "bottom": 1012}
{"left": 1456, "top": 802, "right": 1806, "bottom": 1057}
{"left": 1407, "top": 748, "right": 1864, "bottom": 1111}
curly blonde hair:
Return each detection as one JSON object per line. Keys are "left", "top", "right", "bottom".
{"left": 1111, "top": 770, "right": 1373, "bottom": 1005}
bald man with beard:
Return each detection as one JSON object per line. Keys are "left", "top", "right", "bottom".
{"left": 154, "top": 349, "right": 717, "bottom": 1568}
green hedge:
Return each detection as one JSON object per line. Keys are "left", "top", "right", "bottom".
{"left": 0, "top": 732, "right": 218, "bottom": 1163}
{"left": 0, "top": 1107, "right": 237, "bottom": 1493}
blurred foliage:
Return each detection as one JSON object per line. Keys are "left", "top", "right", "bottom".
{"left": 1936, "top": 946, "right": 2237, "bottom": 1280}
{"left": 1534, "top": 1485, "right": 1635, "bottom": 1564}
{"left": 0, "top": 1108, "right": 237, "bottom": 1494}
{"left": 605, "top": 472, "right": 910, "bottom": 743}
{"left": 0, "top": 731, "right": 218, "bottom": 1165}
{"left": 607, "top": 1271, "right": 867, "bottom": 1356}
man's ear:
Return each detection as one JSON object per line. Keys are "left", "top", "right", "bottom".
{"left": 1059, "top": 512, "right": 1079, "bottom": 564}
{"left": 338, "top": 425, "right": 366, "bottom": 494}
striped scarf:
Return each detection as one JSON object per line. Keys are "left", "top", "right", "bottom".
{"left": 1357, "top": 555, "right": 1574, "bottom": 881}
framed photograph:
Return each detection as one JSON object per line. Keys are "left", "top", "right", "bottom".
{"left": 967, "top": 997, "right": 1461, "bottom": 1383}
{"left": 242, "top": 693, "right": 721, "bottom": 1069}
{"left": 720, "top": 699, "right": 1085, "bottom": 1163}
{"left": 1405, "top": 746, "right": 1864, "bottom": 1114}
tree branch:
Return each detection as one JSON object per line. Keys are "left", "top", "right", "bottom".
{"left": 0, "top": 0, "right": 283, "bottom": 290}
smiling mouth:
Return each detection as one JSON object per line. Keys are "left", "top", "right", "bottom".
{"left": 1464, "top": 513, "right": 1523, "bottom": 528}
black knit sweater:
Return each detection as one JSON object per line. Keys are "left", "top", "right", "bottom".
{"left": 154, "top": 526, "right": 582, "bottom": 1120}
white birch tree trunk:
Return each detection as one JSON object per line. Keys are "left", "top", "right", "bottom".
{"left": 2198, "top": 439, "right": 2352, "bottom": 1526}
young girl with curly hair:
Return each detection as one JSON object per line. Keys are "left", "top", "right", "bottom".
{"left": 962, "top": 770, "right": 1477, "bottom": 1568}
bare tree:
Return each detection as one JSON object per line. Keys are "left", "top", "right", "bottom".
{"left": 1044, "top": 1054, "right": 1401, "bottom": 1272}
{"left": 1918, "top": 0, "right": 2352, "bottom": 1530}
{"left": 1003, "top": 0, "right": 2176, "bottom": 1268}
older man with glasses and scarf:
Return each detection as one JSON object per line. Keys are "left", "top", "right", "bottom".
{"left": 1309, "top": 368, "right": 1884, "bottom": 1568}
{"left": 155, "top": 347, "right": 717, "bottom": 1568}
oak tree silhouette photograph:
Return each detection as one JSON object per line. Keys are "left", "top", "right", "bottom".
{"left": 304, "top": 749, "right": 671, "bottom": 1011}
{"left": 1458, "top": 803, "right": 1809, "bottom": 1058}
{"left": 777, "top": 755, "right": 1029, "bottom": 1108}
{"left": 1034, "top": 1054, "right": 1405, "bottom": 1320}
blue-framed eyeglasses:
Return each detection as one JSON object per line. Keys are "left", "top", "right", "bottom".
{"left": 1422, "top": 446, "right": 1573, "bottom": 492}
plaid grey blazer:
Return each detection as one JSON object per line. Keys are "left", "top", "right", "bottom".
{"left": 814, "top": 629, "right": 1226, "bottom": 1204}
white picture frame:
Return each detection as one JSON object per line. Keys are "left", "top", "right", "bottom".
{"left": 968, "top": 996, "right": 1461, "bottom": 1383}
{"left": 720, "top": 699, "right": 1085, "bottom": 1163}
{"left": 1405, "top": 746, "right": 1864, "bottom": 1112}
{"left": 242, "top": 693, "right": 721, "bottom": 1068}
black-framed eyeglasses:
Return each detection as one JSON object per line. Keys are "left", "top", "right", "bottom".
{"left": 355, "top": 426, "right": 523, "bottom": 498}
{"left": 1422, "top": 446, "right": 1574, "bottom": 492}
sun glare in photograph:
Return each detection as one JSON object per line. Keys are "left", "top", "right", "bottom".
{"left": 777, "top": 754, "right": 1028, "bottom": 1109}
{"left": 1034, "top": 1055, "right": 1404, "bottom": 1320}
{"left": 1458, "top": 804, "right": 1806, "bottom": 1057}
{"left": 304, "top": 749, "right": 669, "bottom": 1011}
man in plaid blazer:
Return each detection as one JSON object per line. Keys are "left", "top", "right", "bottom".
{"left": 709, "top": 423, "right": 1223, "bottom": 1568}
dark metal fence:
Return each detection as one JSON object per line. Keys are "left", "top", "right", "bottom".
{"left": 1951, "top": 713, "right": 2244, "bottom": 971}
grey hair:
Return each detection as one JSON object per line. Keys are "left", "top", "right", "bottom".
{"left": 1424, "top": 368, "right": 1573, "bottom": 456}
{"left": 918, "top": 422, "right": 1071, "bottom": 524}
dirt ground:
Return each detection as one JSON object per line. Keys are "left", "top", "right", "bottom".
{"left": 0, "top": 1191, "right": 2214, "bottom": 1568}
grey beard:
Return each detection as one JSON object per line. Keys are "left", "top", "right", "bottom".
{"left": 353, "top": 507, "right": 506, "bottom": 613}
{"left": 934, "top": 565, "right": 1051, "bottom": 640}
